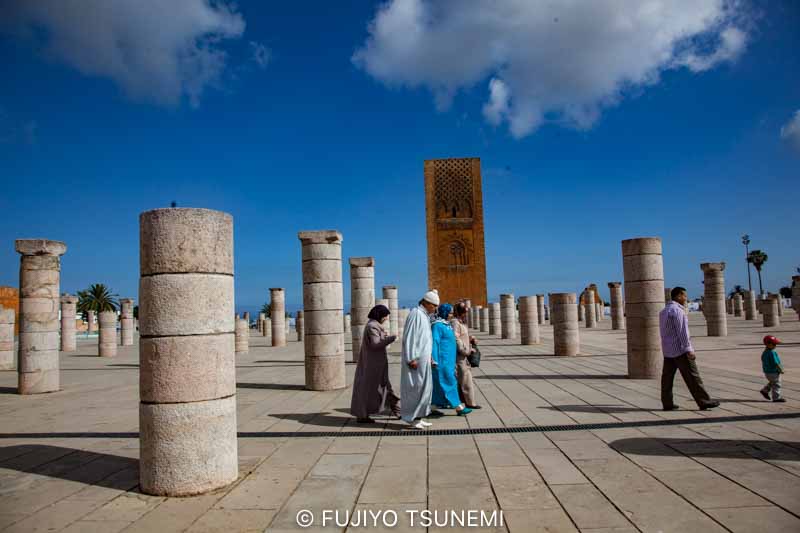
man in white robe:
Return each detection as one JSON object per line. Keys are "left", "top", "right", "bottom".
{"left": 400, "top": 290, "right": 439, "bottom": 429}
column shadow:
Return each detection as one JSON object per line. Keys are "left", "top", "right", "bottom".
{"left": 611, "top": 437, "right": 800, "bottom": 459}
{"left": 236, "top": 382, "right": 307, "bottom": 391}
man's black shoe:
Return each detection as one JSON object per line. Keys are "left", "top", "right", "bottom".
{"left": 700, "top": 400, "right": 720, "bottom": 410}
{"left": 773, "top": 398, "right": 787, "bottom": 403}
{"left": 663, "top": 405, "right": 680, "bottom": 411}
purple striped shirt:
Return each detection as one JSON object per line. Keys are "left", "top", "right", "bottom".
{"left": 659, "top": 301, "right": 694, "bottom": 358}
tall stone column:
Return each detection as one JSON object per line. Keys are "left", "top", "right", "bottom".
{"left": 577, "top": 302, "right": 585, "bottom": 322}
{"left": 139, "top": 208, "right": 237, "bottom": 496}
{"left": 733, "top": 293, "right": 743, "bottom": 317}
{"left": 0, "top": 307, "right": 14, "bottom": 370}
{"left": 701, "top": 262, "right": 727, "bottom": 337}
{"left": 295, "top": 310, "right": 304, "bottom": 341}
{"left": 98, "top": 310, "right": 117, "bottom": 357}
{"left": 473, "top": 306, "right": 482, "bottom": 331}
{"left": 596, "top": 302, "right": 603, "bottom": 321}
{"left": 773, "top": 293, "right": 784, "bottom": 317}
{"left": 489, "top": 303, "right": 501, "bottom": 335}
{"left": 622, "top": 237, "right": 664, "bottom": 379}
{"left": 258, "top": 313, "right": 265, "bottom": 335}
{"left": 500, "top": 294, "right": 516, "bottom": 339}
{"left": 607, "top": 282, "right": 625, "bottom": 330}
{"left": 87, "top": 310, "right": 97, "bottom": 333}
{"left": 16, "top": 239, "right": 66, "bottom": 394}
{"left": 60, "top": 294, "right": 77, "bottom": 352}
{"left": 479, "top": 307, "right": 489, "bottom": 332}
{"left": 744, "top": 290, "right": 757, "bottom": 320}
{"left": 300, "top": 230, "right": 345, "bottom": 390}
{"left": 270, "top": 288, "right": 286, "bottom": 347}
{"left": 761, "top": 298, "right": 779, "bottom": 327}
{"left": 382, "top": 286, "right": 398, "bottom": 336}
{"left": 235, "top": 316, "right": 249, "bottom": 354}
{"left": 536, "top": 295, "right": 545, "bottom": 325}
{"left": 551, "top": 293, "right": 579, "bottom": 356}
{"left": 263, "top": 318, "right": 271, "bottom": 343}
{"left": 349, "top": 257, "right": 374, "bottom": 363}
{"left": 584, "top": 291, "right": 596, "bottom": 328}
{"left": 519, "top": 296, "right": 540, "bottom": 345}
{"left": 120, "top": 298, "right": 135, "bottom": 346}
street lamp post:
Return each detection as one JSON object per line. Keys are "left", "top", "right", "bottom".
{"left": 742, "top": 234, "right": 752, "bottom": 293}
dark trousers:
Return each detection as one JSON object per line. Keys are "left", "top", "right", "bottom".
{"left": 661, "top": 354, "right": 712, "bottom": 408}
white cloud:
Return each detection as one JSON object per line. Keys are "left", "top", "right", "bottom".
{"left": 353, "top": 0, "right": 750, "bottom": 138}
{"left": 250, "top": 41, "right": 271, "bottom": 69}
{"left": 780, "top": 110, "right": 800, "bottom": 154}
{"left": 3, "top": 0, "right": 246, "bottom": 107}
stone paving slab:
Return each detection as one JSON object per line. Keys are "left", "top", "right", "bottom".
{"left": 0, "top": 313, "right": 798, "bottom": 531}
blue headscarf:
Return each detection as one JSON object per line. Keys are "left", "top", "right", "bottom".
{"left": 437, "top": 303, "right": 453, "bottom": 321}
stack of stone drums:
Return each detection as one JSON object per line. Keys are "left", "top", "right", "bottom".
{"left": 607, "top": 282, "right": 625, "bottom": 330}
{"left": 622, "top": 237, "right": 664, "bottom": 378}
{"left": 551, "top": 293, "right": 579, "bottom": 356}
{"left": 300, "top": 230, "right": 345, "bottom": 390}
{"left": 349, "top": 258, "right": 374, "bottom": 362}
{"left": 98, "top": 310, "right": 117, "bottom": 357}
{"left": 519, "top": 296, "right": 539, "bottom": 345}
{"left": 16, "top": 239, "right": 66, "bottom": 394}
{"left": 701, "top": 262, "right": 727, "bottom": 336}
{"left": 235, "top": 315, "right": 249, "bottom": 354}
{"left": 120, "top": 298, "right": 135, "bottom": 346}
{"left": 60, "top": 294, "right": 78, "bottom": 352}
{"left": 139, "top": 208, "right": 237, "bottom": 496}
{"left": 500, "top": 294, "right": 516, "bottom": 339}
{"left": 0, "top": 307, "right": 14, "bottom": 370}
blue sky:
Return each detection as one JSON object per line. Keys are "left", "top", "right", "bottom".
{"left": 0, "top": 0, "right": 798, "bottom": 314}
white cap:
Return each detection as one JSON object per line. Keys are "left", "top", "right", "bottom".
{"left": 422, "top": 289, "right": 440, "bottom": 306}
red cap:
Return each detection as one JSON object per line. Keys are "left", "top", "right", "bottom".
{"left": 763, "top": 335, "right": 781, "bottom": 345}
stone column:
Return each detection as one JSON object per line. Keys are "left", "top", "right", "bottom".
{"left": 584, "top": 291, "right": 596, "bottom": 328}
{"left": 733, "top": 293, "right": 743, "bottom": 317}
{"left": 607, "top": 282, "right": 625, "bottom": 330}
{"left": 263, "top": 317, "right": 271, "bottom": 343}
{"left": 349, "top": 257, "right": 374, "bottom": 363}
{"left": 139, "top": 208, "right": 237, "bottom": 496}
{"left": 536, "top": 295, "right": 545, "bottom": 325}
{"left": 235, "top": 316, "right": 249, "bottom": 354}
{"left": 0, "top": 307, "right": 14, "bottom": 370}
{"left": 60, "top": 294, "right": 77, "bottom": 352}
{"left": 465, "top": 300, "right": 472, "bottom": 327}
{"left": 519, "top": 296, "right": 539, "bottom": 345}
{"left": 98, "top": 310, "right": 117, "bottom": 357}
{"left": 258, "top": 313, "right": 265, "bottom": 335}
{"left": 596, "top": 302, "right": 603, "bottom": 321}
{"left": 479, "top": 307, "right": 489, "bottom": 332}
{"left": 382, "top": 286, "right": 398, "bottom": 336}
{"left": 398, "top": 308, "right": 409, "bottom": 339}
{"left": 16, "top": 239, "right": 66, "bottom": 394}
{"left": 300, "top": 230, "right": 345, "bottom": 390}
{"left": 243, "top": 311, "right": 250, "bottom": 324}
{"left": 376, "top": 297, "right": 389, "bottom": 310}
{"left": 622, "top": 237, "right": 664, "bottom": 379}
{"left": 773, "top": 293, "right": 784, "bottom": 317}
{"left": 120, "top": 298, "right": 135, "bottom": 346}
{"left": 726, "top": 298, "right": 733, "bottom": 315}
{"left": 744, "top": 290, "right": 757, "bottom": 320}
{"left": 489, "top": 303, "right": 501, "bottom": 335}
{"left": 296, "top": 310, "right": 305, "bottom": 341}
{"left": 500, "top": 294, "right": 516, "bottom": 339}
{"left": 270, "top": 288, "right": 286, "bottom": 347}
{"left": 761, "top": 297, "right": 779, "bottom": 327}
{"left": 577, "top": 302, "right": 585, "bottom": 322}
{"left": 551, "top": 293, "right": 579, "bottom": 356}
{"left": 87, "top": 310, "right": 97, "bottom": 333}
{"left": 700, "top": 262, "right": 727, "bottom": 337}
{"left": 343, "top": 313, "right": 351, "bottom": 337}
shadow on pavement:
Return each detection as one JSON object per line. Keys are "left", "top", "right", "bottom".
{"left": 611, "top": 437, "right": 800, "bottom": 459}
{"left": 237, "top": 382, "right": 306, "bottom": 391}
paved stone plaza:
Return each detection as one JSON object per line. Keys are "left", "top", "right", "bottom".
{"left": 0, "top": 312, "right": 798, "bottom": 532}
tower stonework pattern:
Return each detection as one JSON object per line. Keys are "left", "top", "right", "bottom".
{"left": 425, "top": 158, "right": 488, "bottom": 306}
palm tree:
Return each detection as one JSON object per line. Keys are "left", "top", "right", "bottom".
{"left": 747, "top": 250, "right": 768, "bottom": 296}
{"left": 77, "top": 284, "right": 119, "bottom": 320}
{"left": 260, "top": 303, "right": 271, "bottom": 318}
{"left": 729, "top": 285, "right": 744, "bottom": 297}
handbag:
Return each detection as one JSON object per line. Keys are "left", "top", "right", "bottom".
{"left": 467, "top": 346, "right": 481, "bottom": 368}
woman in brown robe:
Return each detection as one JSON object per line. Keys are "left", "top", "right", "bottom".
{"left": 350, "top": 304, "right": 400, "bottom": 423}
{"left": 451, "top": 302, "right": 481, "bottom": 409}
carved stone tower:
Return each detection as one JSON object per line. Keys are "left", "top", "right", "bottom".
{"left": 424, "top": 157, "right": 488, "bottom": 306}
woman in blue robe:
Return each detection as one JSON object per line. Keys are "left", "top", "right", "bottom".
{"left": 431, "top": 304, "right": 472, "bottom": 416}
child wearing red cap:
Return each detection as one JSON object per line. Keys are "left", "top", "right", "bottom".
{"left": 760, "top": 335, "right": 785, "bottom": 402}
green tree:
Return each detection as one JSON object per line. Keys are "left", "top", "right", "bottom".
{"left": 260, "top": 302, "right": 271, "bottom": 318}
{"left": 747, "top": 250, "right": 768, "bottom": 295}
{"left": 779, "top": 286, "right": 792, "bottom": 299}
{"left": 77, "top": 284, "right": 119, "bottom": 320}
{"left": 729, "top": 285, "right": 744, "bottom": 297}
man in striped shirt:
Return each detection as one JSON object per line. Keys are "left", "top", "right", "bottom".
{"left": 659, "top": 286, "right": 720, "bottom": 411}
